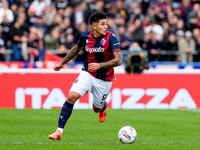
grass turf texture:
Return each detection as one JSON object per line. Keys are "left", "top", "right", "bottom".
{"left": 0, "top": 109, "right": 200, "bottom": 150}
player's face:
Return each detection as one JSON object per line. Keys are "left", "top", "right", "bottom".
{"left": 93, "top": 19, "right": 108, "bottom": 37}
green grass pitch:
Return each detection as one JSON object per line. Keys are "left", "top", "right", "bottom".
{"left": 0, "top": 109, "right": 200, "bottom": 150}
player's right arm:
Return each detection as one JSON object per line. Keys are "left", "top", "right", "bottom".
{"left": 53, "top": 44, "right": 83, "bottom": 71}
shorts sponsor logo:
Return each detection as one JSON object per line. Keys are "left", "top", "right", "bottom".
{"left": 74, "top": 79, "right": 79, "bottom": 84}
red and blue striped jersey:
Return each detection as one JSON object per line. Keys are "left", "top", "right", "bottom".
{"left": 77, "top": 31, "right": 121, "bottom": 81}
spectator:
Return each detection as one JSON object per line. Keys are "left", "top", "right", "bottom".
{"left": 73, "top": 22, "right": 87, "bottom": 62}
{"left": 44, "top": 26, "right": 60, "bottom": 50}
{"left": 153, "top": 5, "right": 166, "bottom": 23}
{"left": 124, "top": 0, "right": 140, "bottom": 14}
{"left": 161, "top": 21, "right": 170, "bottom": 50}
{"left": 56, "top": 0, "right": 68, "bottom": 17}
{"left": 128, "top": 42, "right": 142, "bottom": 52}
{"left": 115, "top": 0, "right": 127, "bottom": 19}
{"left": 177, "top": 30, "right": 196, "bottom": 62}
{"left": 129, "top": 4, "right": 144, "bottom": 22}
{"left": 144, "top": 17, "right": 164, "bottom": 42}
{"left": 128, "top": 17, "right": 144, "bottom": 47}
{"left": 32, "top": 16, "right": 49, "bottom": 36}
{"left": 63, "top": 5, "right": 73, "bottom": 18}
{"left": 137, "top": 0, "right": 150, "bottom": 15}
{"left": 114, "top": 14, "right": 126, "bottom": 26}
{"left": 192, "top": 28, "right": 200, "bottom": 61}
{"left": 9, "top": 13, "right": 28, "bottom": 61}
{"left": 95, "top": 0, "right": 104, "bottom": 12}
{"left": 192, "top": 28, "right": 200, "bottom": 62}
{"left": 10, "top": 2, "right": 18, "bottom": 21}
{"left": 29, "top": 26, "right": 44, "bottom": 61}
{"left": 186, "top": 3, "right": 200, "bottom": 30}
{"left": 189, "top": 9, "right": 200, "bottom": 29}
{"left": 176, "top": 30, "right": 184, "bottom": 41}
{"left": 17, "top": 0, "right": 30, "bottom": 11}
{"left": 107, "top": 16, "right": 120, "bottom": 41}
{"left": 194, "top": 35, "right": 200, "bottom": 62}
{"left": 57, "top": 33, "right": 75, "bottom": 58}
{"left": 106, "top": 2, "right": 118, "bottom": 17}
{"left": 162, "top": 33, "right": 178, "bottom": 61}
{"left": 192, "top": 28, "right": 200, "bottom": 43}
{"left": 17, "top": 4, "right": 27, "bottom": 14}
{"left": 167, "top": 12, "right": 178, "bottom": 34}
{"left": 118, "top": 25, "right": 131, "bottom": 51}
{"left": 51, "top": 14, "right": 63, "bottom": 28}
{"left": 142, "top": 15, "right": 151, "bottom": 29}
{"left": 176, "top": 18, "right": 185, "bottom": 31}
{"left": 59, "top": 30, "right": 66, "bottom": 45}
{"left": 56, "top": 0, "right": 68, "bottom": 9}
{"left": 1, "top": 15, "right": 11, "bottom": 49}
{"left": 74, "top": 22, "right": 88, "bottom": 43}
{"left": 60, "top": 17, "right": 71, "bottom": 32}
{"left": 26, "top": 27, "right": 43, "bottom": 61}
{"left": 0, "top": 0, "right": 14, "bottom": 24}
{"left": 154, "top": 0, "right": 171, "bottom": 18}
{"left": 70, "top": 0, "right": 87, "bottom": 27}
{"left": 44, "top": 5, "right": 57, "bottom": 27}
{"left": 180, "top": 0, "right": 193, "bottom": 23}
{"left": 65, "top": 34, "right": 75, "bottom": 50}
{"left": 85, "top": 0, "right": 104, "bottom": 19}
{"left": 145, "top": 31, "right": 161, "bottom": 61}
{"left": 0, "top": 25, "right": 5, "bottom": 61}
{"left": 166, "top": 33, "right": 178, "bottom": 51}
{"left": 172, "top": 2, "right": 182, "bottom": 18}
{"left": 56, "top": 44, "right": 68, "bottom": 58}
{"left": 28, "top": 0, "right": 50, "bottom": 17}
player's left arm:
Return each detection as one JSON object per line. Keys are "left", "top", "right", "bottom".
{"left": 88, "top": 51, "right": 121, "bottom": 71}
{"left": 100, "top": 51, "right": 122, "bottom": 68}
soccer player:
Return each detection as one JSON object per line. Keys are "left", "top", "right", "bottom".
{"left": 49, "top": 12, "right": 121, "bottom": 140}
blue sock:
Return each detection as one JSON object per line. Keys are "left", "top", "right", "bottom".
{"left": 100, "top": 102, "right": 107, "bottom": 112}
{"left": 58, "top": 101, "right": 74, "bottom": 129}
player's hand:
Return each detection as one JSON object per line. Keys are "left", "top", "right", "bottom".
{"left": 53, "top": 63, "right": 64, "bottom": 71}
{"left": 88, "top": 63, "right": 101, "bottom": 71}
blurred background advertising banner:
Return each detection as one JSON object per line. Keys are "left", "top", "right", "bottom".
{"left": 0, "top": 72, "right": 199, "bottom": 109}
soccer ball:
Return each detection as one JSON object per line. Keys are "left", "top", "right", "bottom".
{"left": 118, "top": 126, "right": 137, "bottom": 144}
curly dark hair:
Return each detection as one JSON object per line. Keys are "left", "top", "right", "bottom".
{"left": 89, "top": 12, "right": 107, "bottom": 25}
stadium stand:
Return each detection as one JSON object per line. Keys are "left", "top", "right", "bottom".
{"left": 0, "top": 0, "right": 200, "bottom": 71}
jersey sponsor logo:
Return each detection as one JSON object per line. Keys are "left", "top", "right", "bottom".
{"left": 85, "top": 46, "right": 105, "bottom": 53}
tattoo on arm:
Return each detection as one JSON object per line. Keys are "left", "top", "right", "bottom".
{"left": 60, "top": 45, "right": 82, "bottom": 65}
{"left": 100, "top": 51, "right": 122, "bottom": 69}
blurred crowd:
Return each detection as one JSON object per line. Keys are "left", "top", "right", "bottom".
{"left": 0, "top": 0, "right": 200, "bottom": 62}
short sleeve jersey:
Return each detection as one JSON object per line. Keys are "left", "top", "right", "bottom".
{"left": 77, "top": 31, "right": 121, "bottom": 81}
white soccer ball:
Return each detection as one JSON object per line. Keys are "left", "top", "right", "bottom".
{"left": 118, "top": 126, "right": 137, "bottom": 144}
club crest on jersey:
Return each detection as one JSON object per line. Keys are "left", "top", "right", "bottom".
{"left": 100, "top": 38, "right": 106, "bottom": 45}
